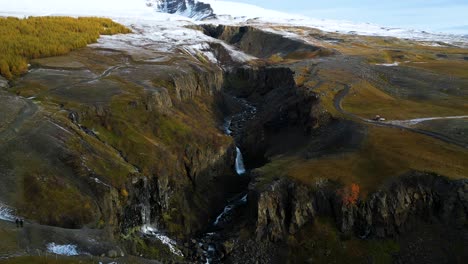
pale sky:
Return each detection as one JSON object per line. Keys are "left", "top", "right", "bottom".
{"left": 230, "top": 0, "right": 468, "bottom": 34}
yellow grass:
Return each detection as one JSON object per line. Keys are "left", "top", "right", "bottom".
{"left": 342, "top": 80, "right": 468, "bottom": 120}
{"left": 0, "top": 16, "right": 130, "bottom": 79}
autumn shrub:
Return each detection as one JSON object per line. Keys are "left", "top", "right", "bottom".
{"left": 337, "top": 183, "right": 360, "bottom": 206}
{"left": 0, "top": 16, "right": 131, "bottom": 79}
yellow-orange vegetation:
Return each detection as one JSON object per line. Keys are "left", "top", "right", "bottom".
{"left": 0, "top": 16, "right": 131, "bottom": 79}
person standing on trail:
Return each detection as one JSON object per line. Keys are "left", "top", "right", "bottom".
{"left": 20, "top": 219, "right": 24, "bottom": 228}
{"left": 15, "top": 218, "right": 19, "bottom": 228}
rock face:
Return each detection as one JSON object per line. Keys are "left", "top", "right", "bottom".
{"left": 0, "top": 76, "right": 8, "bottom": 89}
{"left": 199, "top": 24, "right": 334, "bottom": 59}
{"left": 224, "top": 66, "right": 328, "bottom": 168}
{"left": 71, "top": 61, "right": 237, "bottom": 236}
{"left": 252, "top": 172, "right": 468, "bottom": 242}
{"left": 147, "top": 0, "right": 215, "bottom": 20}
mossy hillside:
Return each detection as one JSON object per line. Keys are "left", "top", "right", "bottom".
{"left": 256, "top": 125, "right": 468, "bottom": 197}
{"left": 0, "top": 223, "right": 19, "bottom": 256}
{"left": 342, "top": 79, "right": 468, "bottom": 120}
{"left": 12, "top": 145, "right": 97, "bottom": 228}
{"left": 0, "top": 16, "right": 131, "bottom": 80}
{"left": 20, "top": 171, "right": 95, "bottom": 228}
{"left": 70, "top": 74, "right": 234, "bottom": 236}
{"left": 77, "top": 76, "right": 230, "bottom": 178}
{"left": 0, "top": 98, "right": 133, "bottom": 229}
{"left": 288, "top": 218, "right": 399, "bottom": 264}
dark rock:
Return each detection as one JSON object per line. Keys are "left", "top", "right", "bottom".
{"left": 198, "top": 24, "right": 333, "bottom": 59}
{"left": 252, "top": 171, "right": 468, "bottom": 241}
{"left": 149, "top": 0, "right": 216, "bottom": 20}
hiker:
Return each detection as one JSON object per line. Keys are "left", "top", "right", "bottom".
{"left": 15, "top": 218, "right": 20, "bottom": 228}
{"left": 20, "top": 219, "right": 24, "bottom": 228}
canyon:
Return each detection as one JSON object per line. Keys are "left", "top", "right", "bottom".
{"left": 0, "top": 3, "right": 467, "bottom": 264}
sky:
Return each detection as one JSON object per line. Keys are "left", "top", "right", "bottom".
{"left": 229, "top": 0, "right": 468, "bottom": 34}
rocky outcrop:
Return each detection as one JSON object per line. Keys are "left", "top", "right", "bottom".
{"left": 0, "top": 76, "right": 8, "bottom": 89}
{"left": 224, "top": 66, "right": 296, "bottom": 97}
{"left": 199, "top": 24, "right": 334, "bottom": 59}
{"left": 147, "top": 0, "right": 215, "bottom": 20}
{"left": 171, "top": 64, "right": 224, "bottom": 101}
{"left": 345, "top": 173, "right": 468, "bottom": 237}
{"left": 252, "top": 172, "right": 468, "bottom": 242}
{"left": 224, "top": 66, "right": 328, "bottom": 168}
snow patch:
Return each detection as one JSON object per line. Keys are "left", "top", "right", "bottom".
{"left": 0, "top": 203, "right": 15, "bottom": 222}
{"left": 375, "top": 62, "right": 400, "bottom": 67}
{"left": 47, "top": 243, "right": 80, "bottom": 256}
{"left": 2, "top": 0, "right": 466, "bottom": 48}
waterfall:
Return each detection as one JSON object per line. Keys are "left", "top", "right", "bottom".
{"left": 140, "top": 177, "right": 152, "bottom": 226}
{"left": 223, "top": 117, "right": 232, "bottom": 135}
{"left": 235, "top": 147, "right": 246, "bottom": 175}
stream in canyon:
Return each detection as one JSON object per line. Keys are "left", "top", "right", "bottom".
{"left": 140, "top": 96, "right": 257, "bottom": 263}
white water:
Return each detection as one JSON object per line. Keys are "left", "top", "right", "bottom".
{"left": 47, "top": 243, "right": 80, "bottom": 256}
{"left": 223, "top": 118, "right": 232, "bottom": 135}
{"left": 141, "top": 225, "right": 184, "bottom": 256}
{"left": 213, "top": 205, "right": 234, "bottom": 226}
{"left": 0, "top": 202, "right": 15, "bottom": 222}
{"left": 213, "top": 194, "right": 248, "bottom": 226}
{"left": 235, "top": 147, "right": 246, "bottom": 175}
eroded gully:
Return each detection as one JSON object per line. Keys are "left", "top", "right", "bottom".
{"left": 198, "top": 96, "right": 257, "bottom": 263}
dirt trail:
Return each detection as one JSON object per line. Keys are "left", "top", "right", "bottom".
{"left": 386, "top": 116, "right": 468, "bottom": 126}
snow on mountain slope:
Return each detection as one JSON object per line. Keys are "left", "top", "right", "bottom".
{"left": 147, "top": 0, "right": 215, "bottom": 20}
{"left": 1, "top": 0, "right": 467, "bottom": 47}
{"left": 0, "top": 0, "right": 154, "bottom": 18}
{"left": 201, "top": 0, "right": 306, "bottom": 20}
{"left": 151, "top": 0, "right": 468, "bottom": 47}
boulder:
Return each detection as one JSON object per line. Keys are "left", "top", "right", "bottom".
{"left": 0, "top": 76, "right": 9, "bottom": 89}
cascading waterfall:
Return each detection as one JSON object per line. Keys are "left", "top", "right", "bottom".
{"left": 235, "top": 147, "right": 246, "bottom": 175}
{"left": 224, "top": 117, "right": 246, "bottom": 175}
{"left": 138, "top": 177, "right": 184, "bottom": 257}
{"left": 140, "top": 177, "right": 152, "bottom": 226}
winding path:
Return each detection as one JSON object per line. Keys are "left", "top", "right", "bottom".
{"left": 334, "top": 85, "right": 468, "bottom": 149}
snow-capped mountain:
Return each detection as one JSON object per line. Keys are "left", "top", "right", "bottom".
{"left": 148, "top": 0, "right": 302, "bottom": 21}
{"left": 146, "top": 0, "right": 215, "bottom": 20}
